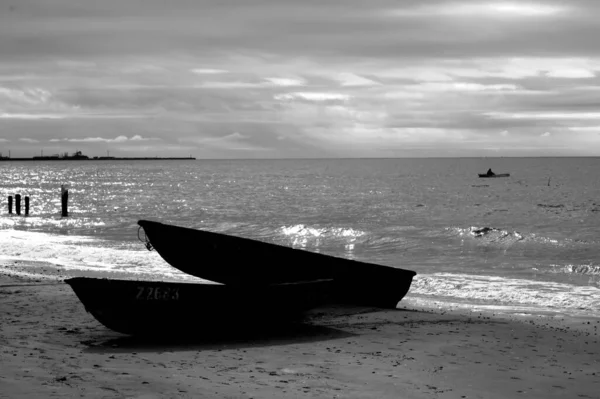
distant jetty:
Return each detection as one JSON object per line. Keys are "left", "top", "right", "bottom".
{"left": 0, "top": 151, "right": 196, "bottom": 161}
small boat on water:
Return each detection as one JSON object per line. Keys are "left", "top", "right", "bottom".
{"left": 137, "top": 220, "right": 416, "bottom": 309}
{"left": 478, "top": 173, "right": 510, "bottom": 178}
{"left": 65, "top": 277, "right": 335, "bottom": 335}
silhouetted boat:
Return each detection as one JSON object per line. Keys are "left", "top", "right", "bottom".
{"left": 478, "top": 173, "right": 510, "bottom": 178}
{"left": 137, "top": 220, "right": 416, "bottom": 309}
{"left": 65, "top": 277, "right": 335, "bottom": 335}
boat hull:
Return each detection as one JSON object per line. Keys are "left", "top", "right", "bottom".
{"left": 478, "top": 173, "right": 510, "bottom": 178}
{"left": 65, "top": 277, "right": 335, "bottom": 335}
{"left": 137, "top": 220, "right": 417, "bottom": 309}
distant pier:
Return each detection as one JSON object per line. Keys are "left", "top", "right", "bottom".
{"left": 0, "top": 151, "right": 196, "bottom": 161}
{"left": 0, "top": 157, "right": 196, "bottom": 161}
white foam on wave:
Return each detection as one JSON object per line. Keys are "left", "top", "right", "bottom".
{"left": 411, "top": 273, "right": 600, "bottom": 315}
{"left": 449, "top": 225, "right": 600, "bottom": 248}
{"left": 0, "top": 229, "right": 208, "bottom": 282}
{"left": 549, "top": 263, "right": 600, "bottom": 276}
{"left": 450, "top": 226, "right": 525, "bottom": 243}
{"left": 402, "top": 296, "right": 575, "bottom": 318}
{"left": 281, "top": 224, "right": 366, "bottom": 239}
{"left": 280, "top": 224, "right": 366, "bottom": 253}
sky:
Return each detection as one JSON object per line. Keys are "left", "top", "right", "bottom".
{"left": 1, "top": 0, "right": 600, "bottom": 158}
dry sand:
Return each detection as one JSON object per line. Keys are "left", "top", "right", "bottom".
{"left": 1, "top": 270, "right": 599, "bottom": 399}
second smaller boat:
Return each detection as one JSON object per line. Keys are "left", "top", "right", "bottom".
{"left": 66, "top": 277, "right": 336, "bottom": 335}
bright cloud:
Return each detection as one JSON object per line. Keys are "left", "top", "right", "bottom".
{"left": 0, "top": 113, "right": 66, "bottom": 119}
{"left": 0, "top": 87, "right": 52, "bottom": 105}
{"left": 335, "top": 73, "right": 380, "bottom": 87}
{"left": 391, "top": 2, "right": 568, "bottom": 18}
{"left": 486, "top": 112, "right": 600, "bottom": 120}
{"left": 415, "top": 82, "right": 520, "bottom": 92}
{"left": 274, "top": 92, "right": 350, "bottom": 102}
{"left": 264, "top": 78, "right": 305, "bottom": 87}
{"left": 568, "top": 126, "right": 600, "bottom": 131}
{"left": 546, "top": 69, "right": 596, "bottom": 78}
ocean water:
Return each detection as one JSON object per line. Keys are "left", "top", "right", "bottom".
{"left": 1, "top": 158, "right": 599, "bottom": 318}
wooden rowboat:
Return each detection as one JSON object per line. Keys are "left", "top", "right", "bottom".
{"left": 65, "top": 277, "right": 335, "bottom": 335}
{"left": 137, "top": 220, "right": 416, "bottom": 309}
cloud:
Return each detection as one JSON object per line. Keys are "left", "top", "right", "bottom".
{"left": 130, "top": 134, "right": 151, "bottom": 141}
{"left": 195, "top": 81, "right": 268, "bottom": 89}
{"left": 486, "top": 111, "right": 600, "bottom": 120}
{"left": 194, "top": 77, "right": 305, "bottom": 89}
{"left": 335, "top": 73, "right": 380, "bottom": 87}
{"left": 19, "top": 138, "right": 39, "bottom": 143}
{"left": 3, "top": 0, "right": 600, "bottom": 157}
{"left": 274, "top": 92, "right": 350, "bottom": 102}
{"left": 49, "top": 135, "right": 159, "bottom": 143}
{"left": 179, "top": 131, "right": 274, "bottom": 152}
{"left": 0, "top": 113, "right": 66, "bottom": 119}
{"left": 375, "top": 58, "right": 600, "bottom": 82}
{"left": 541, "top": 132, "right": 551, "bottom": 137}
{"left": 0, "top": 87, "right": 52, "bottom": 105}
{"left": 546, "top": 69, "right": 595, "bottom": 78}
{"left": 191, "top": 68, "right": 229, "bottom": 74}
{"left": 0, "top": 86, "right": 81, "bottom": 119}
{"left": 412, "top": 82, "right": 520, "bottom": 92}
{"left": 264, "top": 77, "right": 305, "bottom": 87}
{"left": 568, "top": 126, "right": 600, "bottom": 132}
{"left": 390, "top": 3, "right": 568, "bottom": 18}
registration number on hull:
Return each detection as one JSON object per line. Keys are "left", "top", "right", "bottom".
{"left": 135, "top": 286, "right": 180, "bottom": 301}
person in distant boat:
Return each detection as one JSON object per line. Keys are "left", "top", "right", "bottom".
{"left": 486, "top": 168, "right": 495, "bottom": 176}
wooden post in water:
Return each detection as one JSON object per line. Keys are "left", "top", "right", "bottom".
{"left": 8, "top": 195, "right": 12, "bottom": 214}
{"left": 61, "top": 185, "right": 68, "bottom": 217}
{"left": 15, "top": 194, "right": 21, "bottom": 216}
{"left": 25, "top": 196, "right": 30, "bottom": 216}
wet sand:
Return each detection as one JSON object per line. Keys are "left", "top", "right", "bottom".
{"left": 1, "top": 270, "right": 599, "bottom": 399}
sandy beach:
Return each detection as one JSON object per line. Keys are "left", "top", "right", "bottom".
{"left": 1, "top": 269, "right": 598, "bottom": 399}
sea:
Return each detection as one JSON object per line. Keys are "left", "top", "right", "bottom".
{"left": 1, "top": 158, "right": 599, "bottom": 320}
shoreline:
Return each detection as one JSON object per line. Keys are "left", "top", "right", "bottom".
{"left": 1, "top": 266, "right": 598, "bottom": 398}
{"left": 2, "top": 259, "right": 597, "bottom": 322}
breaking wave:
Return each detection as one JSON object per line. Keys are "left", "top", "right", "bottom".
{"left": 0, "top": 229, "right": 203, "bottom": 282}
{"left": 548, "top": 264, "right": 600, "bottom": 276}
{"left": 279, "top": 224, "right": 366, "bottom": 254}
{"left": 448, "top": 225, "right": 598, "bottom": 248}
{"left": 410, "top": 273, "right": 600, "bottom": 315}
{"left": 449, "top": 226, "right": 525, "bottom": 244}
{"left": 280, "top": 224, "right": 366, "bottom": 240}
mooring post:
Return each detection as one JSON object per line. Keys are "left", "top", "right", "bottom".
{"left": 25, "top": 196, "right": 30, "bottom": 216}
{"left": 8, "top": 195, "right": 12, "bottom": 214}
{"left": 15, "top": 194, "right": 21, "bottom": 216}
{"left": 61, "top": 185, "right": 68, "bottom": 217}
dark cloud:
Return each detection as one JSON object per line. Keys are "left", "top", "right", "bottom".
{"left": 2, "top": 0, "right": 597, "bottom": 61}
{"left": 2, "top": 0, "right": 600, "bottom": 157}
